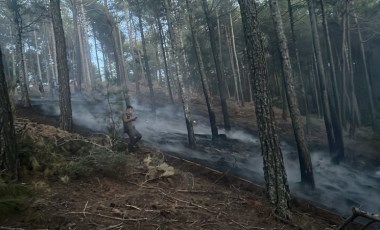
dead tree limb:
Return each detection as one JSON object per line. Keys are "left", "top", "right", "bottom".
{"left": 338, "top": 207, "right": 380, "bottom": 230}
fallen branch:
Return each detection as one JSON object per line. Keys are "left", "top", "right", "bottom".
{"left": 230, "top": 219, "right": 264, "bottom": 230}
{"left": 338, "top": 207, "right": 380, "bottom": 230}
{"left": 82, "top": 201, "right": 89, "bottom": 218}
{"left": 102, "top": 223, "right": 123, "bottom": 230}
{"left": 0, "top": 227, "right": 26, "bottom": 230}
{"left": 213, "top": 169, "right": 231, "bottom": 184}
{"left": 176, "top": 189, "right": 210, "bottom": 194}
{"left": 66, "top": 211, "right": 147, "bottom": 222}
{"left": 159, "top": 191, "right": 218, "bottom": 214}
{"left": 57, "top": 138, "right": 116, "bottom": 153}
{"left": 125, "top": 204, "right": 141, "bottom": 211}
{"left": 126, "top": 181, "right": 164, "bottom": 193}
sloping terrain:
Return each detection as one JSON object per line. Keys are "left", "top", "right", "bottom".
{"left": 0, "top": 107, "right": 366, "bottom": 229}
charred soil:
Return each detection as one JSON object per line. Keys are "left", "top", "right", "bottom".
{"left": 0, "top": 106, "right": 367, "bottom": 229}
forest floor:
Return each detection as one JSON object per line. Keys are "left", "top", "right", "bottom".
{"left": 2, "top": 85, "right": 378, "bottom": 229}
{"left": 136, "top": 84, "right": 380, "bottom": 170}
{"left": 0, "top": 103, "right": 367, "bottom": 230}
{"left": 190, "top": 97, "right": 380, "bottom": 170}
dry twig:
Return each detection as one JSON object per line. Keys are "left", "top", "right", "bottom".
{"left": 66, "top": 211, "right": 147, "bottom": 222}
{"left": 83, "top": 201, "right": 89, "bottom": 218}
{"left": 159, "top": 190, "right": 218, "bottom": 214}
{"left": 0, "top": 227, "right": 27, "bottom": 230}
{"left": 57, "top": 138, "right": 115, "bottom": 153}
{"left": 230, "top": 219, "right": 264, "bottom": 229}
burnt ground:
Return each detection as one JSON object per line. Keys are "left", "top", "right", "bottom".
{"left": 189, "top": 98, "right": 380, "bottom": 170}
{"left": 0, "top": 105, "right": 369, "bottom": 229}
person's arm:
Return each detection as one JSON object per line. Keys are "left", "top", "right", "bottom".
{"left": 122, "top": 113, "right": 137, "bottom": 123}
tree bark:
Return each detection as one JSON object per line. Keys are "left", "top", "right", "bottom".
{"left": 79, "top": 2, "right": 92, "bottom": 91}
{"left": 72, "top": 0, "right": 82, "bottom": 92}
{"left": 137, "top": 0, "right": 155, "bottom": 112}
{"left": 103, "top": 1, "right": 130, "bottom": 106}
{"left": 225, "top": 26, "right": 239, "bottom": 104}
{"left": 319, "top": 0, "right": 341, "bottom": 126}
{"left": 186, "top": 0, "right": 218, "bottom": 140}
{"left": 346, "top": 5, "right": 360, "bottom": 136}
{"left": 319, "top": 2, "right": 346, "bottom": 159}
{"left": 43, "top": 27, "right": 54, "bottom": 97}
{"left": 269, "top": 0, "right": 315, "bottom": 188}
{"left": 164, "top": 0, "right": 196, "bottom": 148}
{"left": 0, "top": 47, "right": 19, "bottom": 179}
{"left": 238, "top": 0, "right": 291, "bottom": 219}
{"left": 287, "top": 0, "right": 309, "bottom": 132}
{"left": 307, "top": 0, "right": 344, "bottom": 163}
{"left": 33, "top": 30, "right": 43, "bottom": 83}
{"left": 10, "top": 0, "right": 30, "bottom": 107}
{"left": 50, "top": 21, "right": 59, "bottom": 87}
{"left": 354, "top": 13, "right": 375, "bottom": 127}
{"left": 50, "top": 0, "right": 73, "bottom": 131}
{"left": 157, "top": 15, "right": 174, "bottom": 104}
{"left": 230, "top": 12, "right": 244, "bottom": 106}
{"left": 92, "top": 23, "right": 102, "bottom": 82}
{"left": 201, "top": 0, "right": 231, "bottom": 131}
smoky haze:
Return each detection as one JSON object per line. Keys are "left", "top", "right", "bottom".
{"left": 32, "top": 96, "right": 380, "bottom": 217}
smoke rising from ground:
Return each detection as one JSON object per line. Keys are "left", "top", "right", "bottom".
{"left": 32, "top": 96, "right": 380, "bottom": 217}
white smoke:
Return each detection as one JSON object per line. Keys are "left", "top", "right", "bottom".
{"left": 34, "top": 95, "right": 380, "bottom": 217}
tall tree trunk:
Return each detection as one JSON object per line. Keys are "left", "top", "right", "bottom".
{"left": 164, "top": 0, "right": 196, "bottom": 148}
{"left": 319, "top": 0, "right": 341, "bottom": 126}
{"left": 34, "top": 30, "right": 43, "bottom": 83}
{"left": 310, "top": 62, "right": 320, "bottom": 116}
{"left": 354, "top": 13, "right": 375, "bottom": 126}
{"left": 101, "top": 42, "right": 110, "bottom": 81}
{"left": 44, "top": 27, "right": 54, "bottom": 97}
{"left": 230, "top": 12, "right": 244, "bottom": 106}
{"left": 319, "top": 2, "right": 345, "bottom": 159}
{"left": 201, "top": 0, "right": 231, "bottom": 131}
{"left": 238, "top": 0, "right": 291, "bottom": 219}
{"left": 311, "top": 44, "right": 322, "bottom": 117}
{"left": 79, "top": 2, "right": 92, "bottom": 91}
{"left": 11, "top": 0, "right": 30, "bottom": 107}
{"left": 287, "top": 0, "right": 309, "bottom": 132}
{"left": 180, "top": 31, "right": 191, "bottom": 90}
{"left": 72, "top": 0, "right": 82, "bottom": 92}
{"left": 186, "top": 0, "right": 218, "bottom": 140}
{"left": 346, "top": 6, "right": 360, "bottom": 136}
{"left": 50, "top": 0, "right": 73, "bottom": 131}
{"left": 155, "top": 40, "right": 162, "bottom": 86}
{"left": 92, "top": 23, "right": 102, "bottom": 82}
{"left": 157, "top": 15, "right": 174, "bottom": 104}
{"left": 23, "top": 46, "right": 29, "bottom": 86}
{"left": 117, "top": 26, "right": 127, "bottom": 84}
{"left": 0, "top": 47, "right": 19, "bottom": 179}
{"left": 269, "top": 0, "right": 315, "bottom": 188}
{"left": 340, "top": 1, "right": 350, "bottom": 128}
{"left": 125, "top": 9, "right": 138, "bottom": 87}
{"left": 137, "top": 0, "right": 155, "bottom": 112}
{"left": 50, "top": 21, "right": 59, "bottom": 86}
{"left": 103, "top": 1, "right": 130, "bottom": 106}
{"left": 307, "top": 0, "right": 345, "bottom": 163}
{"left": 225, "top": 26, "right": 239, "bottom": 103}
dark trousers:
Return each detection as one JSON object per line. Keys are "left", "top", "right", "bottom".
{"left": 125, "top": 128, "right": 142, "bottom": 150}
